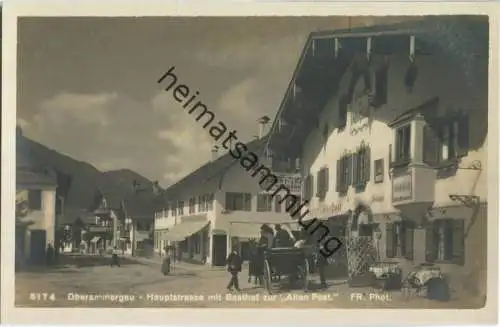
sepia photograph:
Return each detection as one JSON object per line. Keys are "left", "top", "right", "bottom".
{"left": 2, "top": 2, "right": 498, "bottom": 325}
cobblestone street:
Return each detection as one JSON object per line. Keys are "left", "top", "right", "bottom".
{"left": 14, "top": 254, "right": 483, "bottom": 309}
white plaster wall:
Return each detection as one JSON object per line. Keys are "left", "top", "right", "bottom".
{"left": 301, "top": 53, "right": 488, "bottom": 215}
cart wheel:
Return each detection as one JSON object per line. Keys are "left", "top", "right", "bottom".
{"left": 300, "top": 258, "right": 310, "bottom": 291}
{"left": 264, "top": 259, "right": 273, "bottom": 294}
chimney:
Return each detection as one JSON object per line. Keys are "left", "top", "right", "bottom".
{"left": 211, "top": 145, "right": 220, "bottom": 161}
{"left": 257, "top": 116, "right": 271, "bottom": 139}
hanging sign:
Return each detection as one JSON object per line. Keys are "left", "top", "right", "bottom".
{"left": 309, "top": 202, "right": 343, "bottom": 218}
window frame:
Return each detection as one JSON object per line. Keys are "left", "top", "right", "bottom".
{"left": 426, "top": 218, "right": 465, "bottom": 265}
{"left": 257, "top": 193, "right": 272, "bottom": 212}
{"left": 393, "top": 124, "right": 412, "bottom": 167}
{"left": 188, "top": 197, "right": 196, "bottom": 214}
{"left": 225, "top": 192, "right": 252, "bottom": 211}
{"left": 28, "top": 189, "right": 42, "bottom": 210}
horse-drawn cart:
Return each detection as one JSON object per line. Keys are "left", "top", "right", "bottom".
{"left": 263, "top": 246, "right": 313, "bottom": 294}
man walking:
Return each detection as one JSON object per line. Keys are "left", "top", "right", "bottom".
{"left": 111, "top": 246, "right": 120, "bottom": 267}
{"left": 226, "top": 247, "right": 243, "bottom": 292}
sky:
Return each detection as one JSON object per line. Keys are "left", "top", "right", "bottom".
{"left": 17, "top": 16, "right": 411, "bottom": 188}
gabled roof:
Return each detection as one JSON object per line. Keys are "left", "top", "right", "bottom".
{"left": 16, "top": 168, "right": 57, "bottom": 187}
{"left": 161, "top": 137, "right": 268, "bottom": 203}
{"left": 266, "top": 16, "right": 489, "bottom": 157}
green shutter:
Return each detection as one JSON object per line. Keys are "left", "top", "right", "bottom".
{"left": 425, "top": 223, "right": 437, "bottom": 262}
{"left": 386, "top": 223, "right": 395, "bottom": 258}
{"left": 452, "top": 219, "right": 465, "bottom": 265}
{"left": 404, "top": 223, "right": 414, "bottom": 260}
{"left": 456, "top": 115, "right": 469, "bottom": 158}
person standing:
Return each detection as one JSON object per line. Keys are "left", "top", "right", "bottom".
{"left": 46, "top": 243, "right": 54, "bottom": 266}
{"left": 111, "top": 246, "right": 120, "bottom": 267}
{"left": 226, "top": 247, "right": 243, "bottom": 292}
{"left": 316, "top": 244, "right": 328, "bottom": 289}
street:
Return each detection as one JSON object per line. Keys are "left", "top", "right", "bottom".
{"left": 15, "top": 254, "right": 483, "bottom": 309}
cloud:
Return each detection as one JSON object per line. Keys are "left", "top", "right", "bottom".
{"left": 35, "top": 92, "right": 118, "bottom": 128}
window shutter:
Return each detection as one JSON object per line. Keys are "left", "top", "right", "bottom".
{"left": 336, "top": 159, "right": 341, "bottom": 192}
{"left": 423, "top": 125, "right": 440, "bottom": 165}
{"left": 352, "top": 153, "right": 358, "bottom": 186}
{"left": 456, "top": 115, "right": 469, "bottom": 158}
{"left": 388, "top": 144, "right": 393, "bottom": 167}
{"left": 316, "top": 171, "right": 322, "bottom": 197}
{"left": 364, "top": 147, "right": 371, "bottom": 182}
{"left": 385, "top": 223, "right": 395, "bottom": 258}
{"left": 452, "top": 219, "right": 465, "bottom": 265}
{"left": 324, "top": 168, "right": 329, "bottom": 193}
{"left": 425, "top": 223, "right": 438, "bottom": 262}
{"left": 404, "top": 224, "right": 414, "bottom": 260}
{"left": 347, "top": 155, "right": 353, "bottom": 186}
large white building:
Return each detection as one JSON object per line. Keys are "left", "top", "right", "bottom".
{"left": 266, "top": 17, "right": 488, "bottom": 302}
{"left": 154, "top": 130, "right": 302, "bottom": 266}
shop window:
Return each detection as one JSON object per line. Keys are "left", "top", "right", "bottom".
{"left": 257, "top": 194, "right": 272, "bottom": 212}
{"left": 316, "top": 167, "right": 329, "bottom": 199}
{"left": 386, "top": 221, "right": 414, "bottom": 260}
{"left": 336, "top": 154, "right": 352, "bottom": 195}
{"left": 225, "top": 192, "right": 252, "bottom": 211}
{"left": 352, "top": 145, "right": 371, "bottom": 189}
{"left": 426, "top": 218, "right": 464, "bottom": 265}
{"left": 28, "top": 190, "right": 42, "bottom": 210}
{"left": 188, "top": 197, "right": 196, "bottom": 214}
{"left": 192, "top": 234, "right": 201, "bottom": 254}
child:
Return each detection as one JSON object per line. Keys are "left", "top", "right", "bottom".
{"left": 226, "top": 247, "right": 243, "bottom": 292}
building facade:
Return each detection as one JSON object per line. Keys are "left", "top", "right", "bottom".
{"left": 154, "top": 136, "right": 302, "bottom": 266}
{"left": 16, "top": 168, "right": 58, "bottom": 266}
{"left": 266, "top": 18, "right": 488, "bottom": 301}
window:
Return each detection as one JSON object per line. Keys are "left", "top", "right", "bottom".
{"left": 164, "top": 203, "right": 170, "bottom": 217}
{"left": 386, "top": 221, "right": 414, "bottom": 260}
{"left": 171, "top": 202, "right": 177, "bottom": 216}
{"left": 177, "top": 201, "right": 184, "bottom": 216}
{"left": 285, "top": 196, "right": 302, "bottom": 215}
{"left": 316, "top": 167, "right": 329, "bottom": 199}
{"left": 394, "top": 124, "right": 411, "bottom": 165}
{"left": 192, "top": 234, "right": 201, "bottom": 254}
{"left": 189, "top": 197, "right": 196, "bottom": 214}
{"left": 352, "top": 145, "right": 371, "bottom": 188}
{"left": 225, "top": 192, "right": 252, "bottom": 211}
{"left": 338, "top": 95, "right": 348, "bottom": 129}
{"left": 426, "top": 219, "right": 464, "bottom": 264}
{"left": 423, "top": 115, "right": 469, "bottom": 166}
{"left": 274, "top": 195, "right": 282, "bottom": 213}
{"left": 257, "top": 194, "right": 272, "bottom": 212}
{"left": 371, "top": 65, "right": 389, "bottom": 107}
{"left": 28, "top": 190, "right": 42, "bottom": 210}
{"left": 303, "top": 174, "right": 313, "bottom": 201}
{"left": 374, "top": 159, "right": 384, "bottom": 183}
{"left": 206, "top": 194, "right": 214, "bottom": 211}
{"left": 336, "top": 154, "right": 352, "bottom": 194}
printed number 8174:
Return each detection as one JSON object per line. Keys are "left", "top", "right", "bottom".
{"left": 29, "top": 293, "right": 56, "bottom": 301}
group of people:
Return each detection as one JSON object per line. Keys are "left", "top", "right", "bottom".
{"left": 225, "top": 223, "right": 329, "bottom": 292}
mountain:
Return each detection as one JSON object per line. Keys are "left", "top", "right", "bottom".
{"left": 16, "top": 131, "right": 158, "bottom": 222}
{"left": 103, "top": 169, "right": 159, "bottom": 192}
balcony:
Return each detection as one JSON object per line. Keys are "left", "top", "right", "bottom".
{"left": 391, "top": 164, "right": 436, "bottom": 224}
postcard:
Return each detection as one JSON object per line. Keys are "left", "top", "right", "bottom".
{"left": 1, "top": 1, "right": 498, "bottom": 325}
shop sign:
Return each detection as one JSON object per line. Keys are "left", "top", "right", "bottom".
{"left": 88, "top": 226, "right": 112, "bottom": 233}
{"left": 309, "top": 202, "right": 343, "bottom": 218}
{"left": 392, "top": 173, "right": 412, "bottom": 202}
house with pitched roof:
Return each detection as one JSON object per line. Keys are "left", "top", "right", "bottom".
{"left": 266, "top": 17, "right": 488, "bottom": 301}
{"left": 154, "top": 120, "right": 304, "bottom": 266}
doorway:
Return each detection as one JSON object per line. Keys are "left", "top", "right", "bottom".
{"left": 29, "top": 229, "right": 47, "bottom": 265}
{"left": 212, "top": 234, "right": 227, "bottom": 266}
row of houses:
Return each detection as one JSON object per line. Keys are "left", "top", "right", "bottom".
{"left": 153, "top": 17, "right": 488, "bottom": 299}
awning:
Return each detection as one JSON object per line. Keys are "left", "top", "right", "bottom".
{"left": 91, "top": 236, "right": 101, "bottom": 243}
{"left": 164, "top": 220, "right": 209, "bottom": 242}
